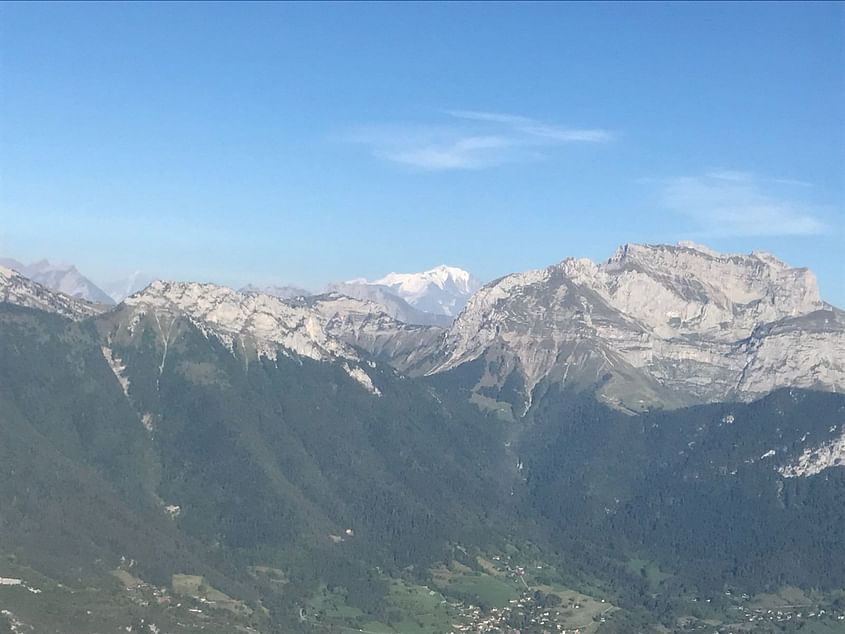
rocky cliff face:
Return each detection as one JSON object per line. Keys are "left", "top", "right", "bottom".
{"left": 0, "top": 265, "right": 103, "bottom": 320}
{"left": 109, "top": 281, "right": 443, "bottom": 394}
{"left": 308, "top": 293, "right": 444, "bottom": 373}
{"left": 0, "top": 258, "right": 115, "bottom": 305}
{"left": 428, "top": 242, "right": 843, "bottom": 412}
{"left": 324, "top": 282, "right": 451, "bottom": 327}
{"left": 121, "top": 280, "right": 357, "bottom": 362}
{"left": 3, "top": 242, "right": 841, "bottom": 413}
{"left": 779, "top": 423, "right": 845, "bottom": 478}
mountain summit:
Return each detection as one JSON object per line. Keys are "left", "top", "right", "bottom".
{"left": 0, "top": 257, "right": 114, "bottom": 305}
{"left": 0, "top": 265, "right": 102, "bottom": 319}
{"left": 1, "top": 244, "right": 840, "bottom": 414}
{"left": 343, "top": 265, "right": 481, "bottom": 318}
{"left": 427, "top": 241, "right": 843, "bottom": 413}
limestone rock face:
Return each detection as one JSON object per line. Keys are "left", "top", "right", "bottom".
{"left": 114, "top": 282, "right": 444, "bottom": 394}
{"left": 0, "top": 257, "right": 115, "bottom": 305}
{"left": 0, "top": 265, "right": 103, "bottom": 320}
{"left": 308, "top": 293, "right": 444, "bottom": 373}
{"left": 428, "top": 242, "right": 843, "bottom": 412}
{"left": 5, "top": 242, "right": 840, "bottom": 413}
{"left": 122, "top": 280, "right": 357, "bottom": 363}
{"left": 323, "top": 282, "right": 451, "bottom": 326}
{"left": 780, "top": 424, "right": 845, "bottom": 478}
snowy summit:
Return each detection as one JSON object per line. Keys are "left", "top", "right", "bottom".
{"left": 349, "top": 265, "right": 481, "bottom": 317}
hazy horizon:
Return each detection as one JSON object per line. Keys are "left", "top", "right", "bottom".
{"left": 2, "top": 239, "right": 844, "bottom": 310}
{"left": 1, "top": 2, "right": 843, "bottom": 304}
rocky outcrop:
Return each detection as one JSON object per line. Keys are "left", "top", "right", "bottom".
{"left": 122, "top": 281, "right": 358, "bottom": 362}
{"left": 324, "top": 282, "right": 451, "bottom": 326}
{"left": 114, "top": 281, "right": 446, "bottom": 393}
{"left": 309, "top": 293, "right": 444, "bottom": 373}
{"left": 428, "top": 242, "right": 843, "bottom": 412}
{"left": 780, "top": 425, "right": 845, "bottom": 478}
{"left": 0, "top": 265, "right": 103, "bottom": 320}
{"left": 0, "top": 258, "right": 114, "bottom": 305}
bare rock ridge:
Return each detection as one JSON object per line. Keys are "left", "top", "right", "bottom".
{"left": 430, "top": 241, "right": 843, "bottom": 412}
{"left": 0, "top": 265, "right": 103, "bottom": 320}
{"left": 308, "top": 293, "right": 443, "bottom": 373}
{"left": 118, "top": 281, "right": 438, "bottom": 365}
{"left": 324, "top": 281, "right": 452, "bottom": 327}
{"left": 1, "top": 242, "right": 841, "bottom": 410}
{"left": 0, "top": 257, "right": 114, "bottom": 305}
{"left": 114, "top": 281, "right": 439, "bottom": 393}
{"left": 239, "top": 283, "right": 310, "bottom": 300}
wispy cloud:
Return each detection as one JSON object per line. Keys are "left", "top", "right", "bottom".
{"left": 346, "top": 110, "right": 613, "bottom": 171}
{"left": 446, "top": 110, "right": 614, "bottom": 144}
{"left": 380, "top": 135, "right": 516, "bottom": 170}
{"left": 659, "top": 171, "right": 826, "bottom": 237}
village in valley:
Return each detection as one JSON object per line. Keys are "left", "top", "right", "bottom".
{"left": 425, "top": 552, "right": 615, "bottom": 634}
{"left": 450, "top": 590, "right": 597, "bottom": 634}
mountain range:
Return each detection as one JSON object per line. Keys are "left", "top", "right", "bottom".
{"left": 0, "top": 257, "right": 116, "bottom": 305}
{"left": 0, "top": 241, "right": 843, "bottom": 633}
{"left": 3, "top": 240, "right": 843, "bottom": 419}
{"left": 427, "top": 241, "right": 844, "bottom": 413}
{"left": 20, "top": 241, "right": 836, "bottom": 409}
{"left": 0, "top": 256, "right": 479, "bottom": 326}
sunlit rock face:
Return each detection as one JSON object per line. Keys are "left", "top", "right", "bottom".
{"left": 429, "top": 242, "right": 843, "bottom": 411}
{"left": 0, "top": 265, "right": 103, "bottom": 320}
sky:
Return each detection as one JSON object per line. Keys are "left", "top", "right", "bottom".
{"left": 1, "top": 2, "right": 843, "bottom": 304}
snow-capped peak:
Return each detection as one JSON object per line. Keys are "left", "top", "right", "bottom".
{"left": 349, "top": 265, "right": 482, "bottom": 317}
{"left": 375, "top": 265, "right": 477, "bottom": 295}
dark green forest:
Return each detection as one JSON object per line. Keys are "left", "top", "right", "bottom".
{"left": 1, "top": 302, "right": 843, "bottom": 632}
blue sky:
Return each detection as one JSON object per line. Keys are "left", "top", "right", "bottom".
{"left": 1, "top": 2, "right": 843, "bottom": 304}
